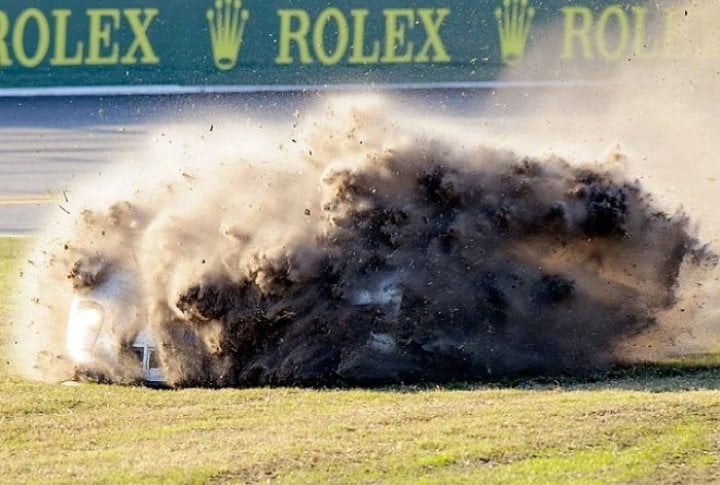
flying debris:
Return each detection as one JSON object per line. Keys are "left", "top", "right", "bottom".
{"left": 11, "top": 98, "right": 717, "bottom": 387}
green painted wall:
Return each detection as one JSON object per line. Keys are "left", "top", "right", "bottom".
{"left": 0, "top": 0, "right": 708, "bottom": 93}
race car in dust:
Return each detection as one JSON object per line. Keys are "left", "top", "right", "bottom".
{"left": 64, "top": 265, "right": 402, "bottom": 386}
{"left": 59, "top": 150, "right": 710, "bottom": 388}
{"left": 65, "top": 269, "right": 165, "bottom": 385}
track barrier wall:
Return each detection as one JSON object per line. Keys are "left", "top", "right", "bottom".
{"left": 0, "top": 0, "right": 714, "bottom": 95}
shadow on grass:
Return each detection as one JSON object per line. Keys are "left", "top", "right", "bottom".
{"left": 44, "top": 352, "right": 720, "bottom": 393}
{"left": 5, "top": 358, "right": 720, "bottom": 393}
{"left": 380, "top": 354, "right": 720, "bottom": 394}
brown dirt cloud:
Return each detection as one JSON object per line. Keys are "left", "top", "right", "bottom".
{"left": 9, "top": 0, "right": 720, "bottom": 386}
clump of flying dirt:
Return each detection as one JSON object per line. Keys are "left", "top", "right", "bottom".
{"left": 158, "top": 153, "right": 712, "bottom": 387}
{"left": 10, "top": 97, "right": 716, "bottom": 387}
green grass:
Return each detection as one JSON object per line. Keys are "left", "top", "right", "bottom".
{"left": 1, "top": 237, "right": 719, "bottom": 484}
{"left": 0, "top": 237, "right": 26, "bottom": 347}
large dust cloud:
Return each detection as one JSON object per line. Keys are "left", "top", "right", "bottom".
{"left": 8, "top": 0, "right": 720, "bottom": 386}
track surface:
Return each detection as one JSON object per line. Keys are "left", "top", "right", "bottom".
{"left": 0, "top": 126, "right": 146, "bottom": 235}
{"left": 0, "top": 91, "right": 497, "bottom": 235}
{"left": 0, "top": 95, "right": 236, "bottom": 235}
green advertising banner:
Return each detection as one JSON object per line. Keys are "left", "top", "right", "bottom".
{"left": 0, "top": 0, "right": 713, "bottom": 95}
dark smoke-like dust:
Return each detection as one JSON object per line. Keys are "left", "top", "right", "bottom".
{"left": 8, "top": 0, "right": 720, "bottom": 387}
{"left": 10, "top": 100, "right": 718, "bottom": 386}
{"left": 154, "top": 150, "right": 714, "bottom": 387}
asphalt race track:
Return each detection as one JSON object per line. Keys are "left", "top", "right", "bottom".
{"left": 0, "top": 125, "right": 146, "bottom": 236}
{"left": 0, "top": 95, "right": 250, "bottom": 236}
{"left": 0, "top": 91, "right": 496, "bottom": 236}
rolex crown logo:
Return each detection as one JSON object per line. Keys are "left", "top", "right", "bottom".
{"left": 495, "top": 0, "right": 535, "bottom": 66}
{"left": 207, "top": 0, "right": 249, "bottom": 71}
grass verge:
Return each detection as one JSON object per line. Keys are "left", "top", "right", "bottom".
{"left": 0, "top": 237, "right": 26, "bottom": 348}
{"left": 1, "top": 237, "right": 719, "bottom": 483}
